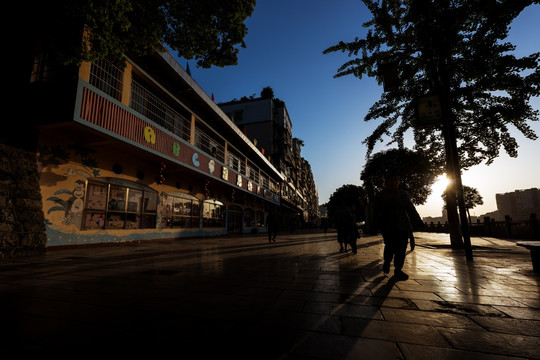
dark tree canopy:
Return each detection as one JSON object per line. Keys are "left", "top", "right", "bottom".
{"left": 324, "top": 0, "right": 539, "bottom": 169}
{"left": 361, "top": 148, "right": 439, "bottom": 205}
{"left": 25, "top": 0, "right": 256, "bottom": 68}
{"left": 325, "top": 184, "right": 368, "bottom": 222}
{"left": 442, "top": 185, "right": 484, "bottom": 223}
{"left": 261, "top": 86, "right": 275, "bottom": 99}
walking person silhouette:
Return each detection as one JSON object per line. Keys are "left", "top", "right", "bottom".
{"left": 335, "top": 201, "right": 358, "bottom": 254}
{"left": 375, "top": 172, "right": 423, "bottom": 280}
{"left": 267, "top": 211, "right": 278, "bottom": 243}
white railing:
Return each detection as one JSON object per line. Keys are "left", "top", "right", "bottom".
{"left": 88, "top": 58, "right": 279, "bottom": 199}
{"left": 194, "top": 124, "right": 225, "bottom": 163}
{"left": 89, "top": 59, "right": 124, "bottom": 101}
{"left": 130, "top": 78, "right": 191, "bottom": 142}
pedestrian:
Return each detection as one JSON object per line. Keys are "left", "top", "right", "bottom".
{"left": 321, "top": 218, "right": 329, "bottom": 235}
{"left": 334, "top": 202, "right": 358, "bottom": 254}
{"left": 267, "top": 211, "right": 278, "bottom": 243}
{"left": 375, "top": 173, "right": 423, "bottom": 280}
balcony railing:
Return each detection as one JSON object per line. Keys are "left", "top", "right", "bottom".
{"left": 226, "top": 147, "right": 246, "bottom": 175}
{"left": 130, "top": 78, "right": 191, "bottom": 142}
{"left": 86, "top": 58, "right": 279, "bottom": 196}
{"left": 194, "top": 124, "right": 225, "bottom": 163}
{"left": 89, "top": 59, "right": 123, "bottom": 101}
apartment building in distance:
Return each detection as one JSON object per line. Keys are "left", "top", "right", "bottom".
{"left": 219, "top": 97, "right": 319, "bottom": 226}
{"left": 496, "top": 188, "right": 540, "bottom": 220}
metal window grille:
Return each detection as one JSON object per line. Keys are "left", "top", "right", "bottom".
{"left": 227, "top": 147, "right": 246, "bottom": 175}
{"left": 260, "top": 171, "right": 270, "bottom": 189}
{"left": 270, "top": 179, "right": 279, "bottom": 193}
{"left": 130, "top": 78, "right": 191, "bottom": 142}
{"left": 194, "top": 124, "right": 225, "bottom": 162}
{"left": 30, "top": 52, "right": 53, "bottom": 83}
{"left": 89, "top": 59, "right": 124, "bottom": 101}
{"left": 247, "top": 160, "right": 260, "bottom": 184}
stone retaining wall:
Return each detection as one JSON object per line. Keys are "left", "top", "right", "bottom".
{"left": 0, "top": 144, "right": 47, "bottom": 258}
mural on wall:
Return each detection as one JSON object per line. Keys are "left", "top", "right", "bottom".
{"left": 47, "top": 180, "right": 86, "bottom": 227}
{"left": 39, "top": 144, "right": 100, "bottom": 178}
{"left": 39, "top": 144, "right": 100, "bottom": 230}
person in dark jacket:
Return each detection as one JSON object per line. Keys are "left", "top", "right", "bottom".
{"left": 375, "top": 173, "right": 423, "bottom": 280}
{"left": 267, "top": 211, "right": 278, "bottom": 243}
{"left": 335, "top": 202, "right": 358, "bottom": 254}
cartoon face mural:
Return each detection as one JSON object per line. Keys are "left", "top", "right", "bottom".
{"left": 63, "top": 180, "right": 85, "bottom": 227}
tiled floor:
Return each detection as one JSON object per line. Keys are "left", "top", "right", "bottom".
{"left": 1, "top": 231, "right": 539, "bottom": 359}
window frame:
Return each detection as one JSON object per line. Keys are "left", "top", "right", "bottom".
{"left": 82, "top": 179, "right": 158, "bottom": 230}
{"left": 161, "top": 192, "right": 201, "bottom": 229}
{"left": 202, "top": 199, "right": 225, "bottom": 228}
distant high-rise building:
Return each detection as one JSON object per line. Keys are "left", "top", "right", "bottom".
{"left": 496, "top": 188, "right": 540, "bottom": 220}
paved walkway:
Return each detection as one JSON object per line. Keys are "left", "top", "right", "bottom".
{"left": 1, "top": 231, "right": 539, "bottom": 359}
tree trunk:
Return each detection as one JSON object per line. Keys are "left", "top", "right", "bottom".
{"left": 445, "top": 179, "right": 464, "bottom": 248}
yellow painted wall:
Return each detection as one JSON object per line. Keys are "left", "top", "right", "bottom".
{"left": 37, "top": 137, "right": 231, "bottom": 246}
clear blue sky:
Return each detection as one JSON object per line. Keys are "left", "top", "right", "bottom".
{"left": 178, "top": 1, "right": 540, "bottom": 218}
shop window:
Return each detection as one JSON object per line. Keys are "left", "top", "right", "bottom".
{"left": 162, "top": 193, "right": 200, "bottom": 229}
{"left": 83, "top": 179, "right": 157, "bottom": 230}
{"left": 202, "top": 199, "right": 225, "bottom": 228}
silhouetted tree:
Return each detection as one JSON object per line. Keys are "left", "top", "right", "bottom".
{"left": 443, "top": 185, "right": 484, "bottom": 224}
{"left": 23, "top": 0, "right": 256, "bottom": 69}
{"left": 325, "top": 185, "right": 368, "bottom": 225}
{"left": 361, "top": 148, "right": 438, "bottom": 205}
{"left": 324, "top": 1, "right": 538, "bottom": 166}
{"left": 261, "top": 86, "right": 275, "bottom": 99}
{"left": 325, "top": 0, "right": 538, "bottom": 248}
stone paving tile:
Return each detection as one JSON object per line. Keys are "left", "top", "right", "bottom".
{"left": 434, "top": 292, "right": 532, "bottom": 306}
{"left": 384, "top": 288, "right": 445, "bottom": 301}
{"left": 342, "top": 316, "right": 451, "bottom": 347}
{"left": 330, "top": 303, "right": 384, "bottom": 320}
{"left": 399, "top": 343, "right": 528, "bottom": 360}
{"left": 441, "top": 328, "right": 540, "bottom": 359}
{"left": 469, "top": 315, "right": 540, "bottom": 337}
{"left": 493, "top": 305, "right": 540, "bottom": 320}
{"left": 380, "top": 307, "right": 484, "bottom": 330}
{"left": 411, "top": 298, "right": 508, "bottom": 316}
{"left": 1, "top": 231, "right": 539, "bottom": 359}
{"left": 289, "top": 330, "right": 403, "bottom": 360}
{"left": 514, "top": 297, "right": 540, "bottom": 308}
{"left": 257, "top": 309, "right": 343, "bottom": 334}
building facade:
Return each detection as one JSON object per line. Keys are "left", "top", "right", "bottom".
{"left": 496, "top": 188, "right": 540, "bottom": 221}
{"left": 220, "top": 97, "right": 319, "bottom": 226}
{"left": 28, "top": 45, "right": 285, "bottom": 247}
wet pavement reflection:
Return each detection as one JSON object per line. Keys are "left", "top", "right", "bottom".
{"left": 1, "top": 231, "right": 539, "bottom": 359}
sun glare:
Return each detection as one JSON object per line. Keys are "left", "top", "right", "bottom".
{"left": 431, "top": 174, "right": 451, "bottom": 197}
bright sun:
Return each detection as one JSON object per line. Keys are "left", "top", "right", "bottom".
{"left": 431, "top": 174, "right": 451, "bottom": 197}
